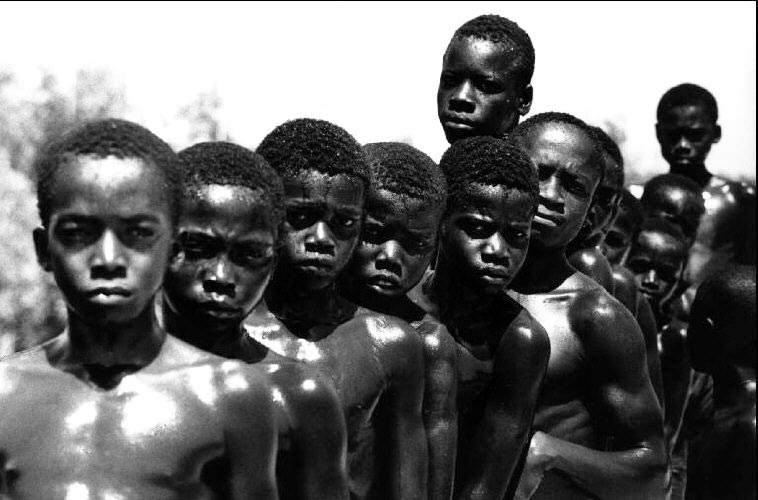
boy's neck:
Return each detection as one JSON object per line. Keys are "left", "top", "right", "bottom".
{"left": 267, "top": 275, "right": 358, "bottom": 340}
{"left": 348, "top": 285, "right": 425, "bottom": 323}
{"left": 63, "top": 300, "right": 165, "bottom": 369}
{"left": 670, "top": 163, "right": 712, "bottom": 188}
{"left": 162, "top": 301, "right": 249, "bottom": 359}
{"left": 511, "top": 241, "right": 575, "bottom": 294}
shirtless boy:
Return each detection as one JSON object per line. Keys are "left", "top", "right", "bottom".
{"left": 162, "top": 141, "right": 348, "bottom": 499}
{"left": 250, "top": 118, "right": 428, "bottom": 500}
{"left": 655, "top": 83, "right": 756, "bottom": 285}
{"left": 409, "top": 136, "right": 550, "bottom": 499}
{"left": 437, "top": 14, "right": 534, "bottom": 143}
{"left": 0, "top": 119, "right": 278, "bottom": 499}
{"left": 509, "top": 112, "right": 667, "bottom": 500}
{"left": 338, "top": 142, "right": 456, "bottom": 499}
{"left": 686, "top": 264, "right": 755, "bottom": 500}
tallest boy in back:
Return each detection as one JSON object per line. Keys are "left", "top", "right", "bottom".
{"left": 655, "top": 83, "right": 755, "bottom": 286}
{"left": 0, "top": 119, "right": 278, "bottom": 499}
{"left": 437, "top": 14, "right": 535, "bottom": 143}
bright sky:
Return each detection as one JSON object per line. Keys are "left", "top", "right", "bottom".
{"left": 1, "top": 1, "right": 755, "bottom": 182}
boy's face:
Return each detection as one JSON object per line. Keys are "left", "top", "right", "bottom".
{"left": 163, "top": 184, "right": 277, "bottom": 332}
{"left": 600, "top": 211, "right": 636, "bottom": 265}
{"left": 348, "top": 189, "right": 443, "bottom": 298}
{"left": 642, "top": 186, "right": 701, "bottom": 247}
{"left": 441, "top": 183, "right": 533, "bottom": 295}
{"left": 583, "top": 152, "right": 622, "bottom": 246}
{"left": 280, "top": 169, "right": 364, "bottom": 290}
{"left": 437, "top": 37, "right": 531, "bottom": 143}
{"left": 656, "top": 104, "right": 720, "bottom": 171}
{"left": 34, "top": 155, "right": 173, "bottom": 326}
{"left": 516, "top": 123, "right": 602, "bottom": 249}
{"left": 626, "top": 229, "right": 685, "bottom": 308}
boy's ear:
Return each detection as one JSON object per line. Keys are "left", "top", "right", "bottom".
{"left": 518, "top": 84, "right": 533, "bottom": 116}
{"left": 33, "top": 227, "right": 53, "bottom": 272}
{"left": 713, "top": 124, "right": 722, "bottom": 144}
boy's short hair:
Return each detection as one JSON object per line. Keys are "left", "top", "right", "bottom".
{"left": 657, "top": 83, "right": 718, "bottom": 123}
{"left": 256, "top": 118, "right": 368, "bottom": 191}
{"left": 35, "top": 118, "right": 182, "bottom": 227}
{"left": 641, "top": 173, "right": 705, "bottom": 238}
{"left": 178, "top": 141, "right": 285, "bottom": 225}
{"left": 637, "top": 217, "right": 688, "bottom": 260}
{"left": 363, "top": 142, "right": 447, "bottom": 207}
{"left": 590, "top": 126, "right": 624, "bottom": 190}
{"left": 439, "top": 136, "right": 538, "bottom": 214}
{"left": 448, "top": 14, "right": 535, "bottom": 89}
{"left": 511, "top": 112, "right": 604, "bottom": 183}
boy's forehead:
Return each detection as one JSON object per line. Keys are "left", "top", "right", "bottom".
{"left": 50, "top": 154, "right": 169, "bottom": 211}
{"left": 454, "top": 183, "right": 534, "bottom": 219}
{"left": 637, "top": 230, "right": 684, "bottom": 255}
{"left": 660, "top": 104, "right": 714, "bottom": 126}
{"left": 66, "top": 154, "right": 153, "bottom": 187}
{"left": 283, "top": 169, "right": 364, "bottom": 205}
{"left": 367, "top": 188, "right": 442, "bottom": 218}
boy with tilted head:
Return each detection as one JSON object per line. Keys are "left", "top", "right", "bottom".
{"left": 338, "top": 142, "right": 457, "bottom": 500}
{"left": 409, "top": 136, "right": 550, "bottom": 500}
{"left": 161, "top": 142, "right": 348, "bottom": 499}
{"left": 248, "top": 119, "right": 428, "bottom": 500}
{"left": 0, "top": 120, "right": 278, "bottom": 499}
{"left": 437, "top": 14, "right": 535, "bottom": 143}
{"left": 509, "top": 112, "right": 668, "bottom": 500}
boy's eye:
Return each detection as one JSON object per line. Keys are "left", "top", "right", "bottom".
{"left": 179, "top": 235, "right": 218, "bottom": 259}
{"left": 604, "top": 231, "right": 625, "bottom": 248}
{"left": 362, "top": 224, "right": 385, "bottom": 244}
{"left": 459, "top": 219, "right": 495, "bottom": 239}
{"left": 232, "top": 246, "right": 274, "bottom": 268}
{"left": 55, "top": 222, "right": 99, "bottom": 244}
{"left": 477, "top": 78, "right": 504, "bottom": 94}
{"left": 124, "top": 226, "right": 155, "bottom": 240}
{"left": 628, "top": 260, "right": 651, "bottom": 274}
{"left": 439, "top": 72, "right": 460, "bottom": 88}
{"left": 287, "top": 209, "right": 317, "bottom": 230}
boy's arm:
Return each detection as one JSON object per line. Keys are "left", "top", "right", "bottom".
{"left": 382, "top": 318, "right": 429, "bottom": 500}
{"left": 417, "top": 320, "right": 458, "bottom": 500}
{"left": 287, "top": 369, "right": 349, "bottom": 500}
{"left": 516, "top": 292, "right": 668, "bottom": 500}
{"left": 455, "top": 313, "right": 550, "bottom": 500}
{"left": 636, "top": 294, "right": 665, "bottom": 406}
{"left": 224, "top": 369, "right": 280, "bottom": 500}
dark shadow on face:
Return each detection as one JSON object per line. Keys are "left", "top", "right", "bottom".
{"left": 437, "top": 37, "right": 531, "bottom": 143}
{"left": 163, "top": 184, "right": 278, "bottom": 332}
{"left": 656, "top": 104, "right": 720, "bottom": 172}
{"left": 515, "top": 123, "right": 601, "bottom": 249}
{"left": 601, "top": 212, "right": 636, "bottom": 265}
{"left": 279, "top": 170, "right": 365, "bottom": 290}
{"left": 34, "top": 155, "right": 174, "bottom": 326}
{"left": 440, "top": 183, "right": 534, "bottom": 295}
{"left": 642, "top": 187, "right": 701, "bottom": 247}
{"left": 626, "top": 229, "right": 686, "bottom": 309}
{"left": 581, "top": 151, "right": 622, "bottom": 247}
{"left": 346, "top": 189, "right": 443, "bottom": 300}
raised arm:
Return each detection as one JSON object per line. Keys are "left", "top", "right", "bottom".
{"left": 517, "top": 292, "right": 668, "bottom": 500}
{"left": 382, "top": 318, "right": 429, "bottom": 500}
{"left": 225, "top": 369, "right": 280, "bottom": 500}
{"left": 456, "top": 312, "right": 550, "bottom": 500}
{"left": 416, "top": 320, "right": 458, "bottom": 500}
{"left": 282, "top": 366, "right": 349, "bottom": 500}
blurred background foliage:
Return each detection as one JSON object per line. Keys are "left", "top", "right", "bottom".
{"left": 0, "top": 68, "right": 225, "bottom": 357}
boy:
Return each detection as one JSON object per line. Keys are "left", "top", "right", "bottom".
{"left": 0, "top": 119, "right": 278, "bottom": 499}
{"left": 162, "top": 141, "right": 348, "bottom": 499}
{"left": 655, "top": 83, "right": 755, "bottom": 285}
{"left": 437, "top": 14, "right": 534, "bottom": 143}
{"left": 509, "top": 112, "right": 667, "bottom": 500}
{"left": 409, "top": 136, "right": 550, "bottom": 499}
{"left": 251, "top": 118, "right": 428, "bottom": 500}
{"left": 339, "top": 142, "right": 456, "bottom": 500}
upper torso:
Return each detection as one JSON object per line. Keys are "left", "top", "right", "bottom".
{"left": 0, "top": 336, "right": 261, "bottom": 500}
